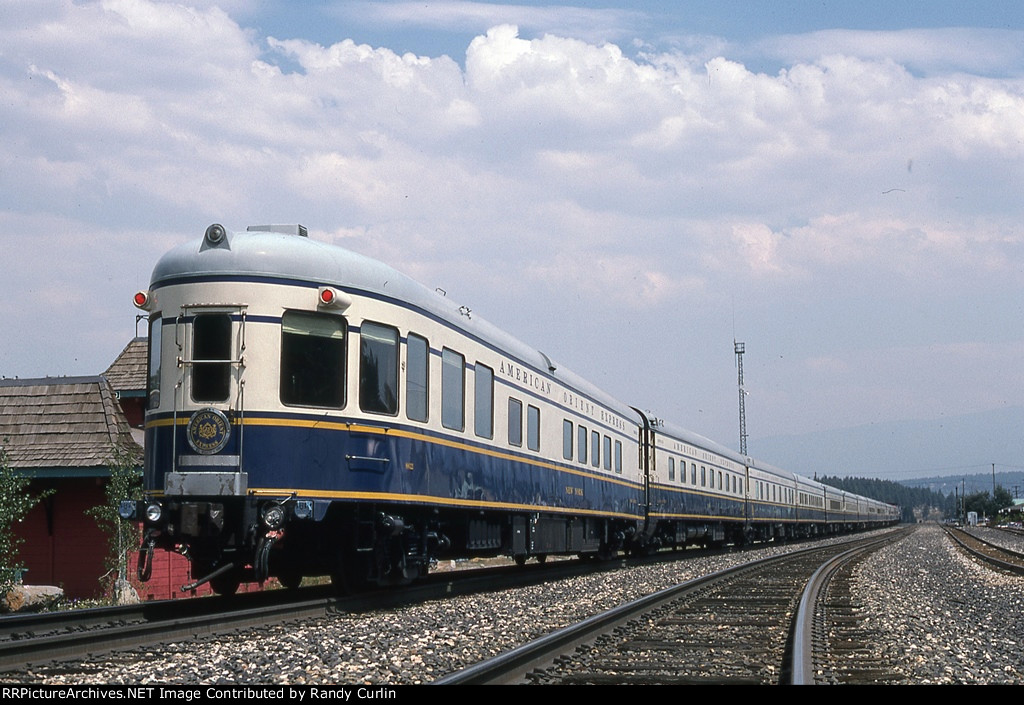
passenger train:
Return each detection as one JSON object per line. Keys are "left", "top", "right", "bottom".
{"left": 121, "top": 224, "right": 899, "bottom": 595}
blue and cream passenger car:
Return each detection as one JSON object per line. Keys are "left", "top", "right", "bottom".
{"left": 123, "top": 224, "right": 898, "bottom": 594}
{"left": 127, "top": 224, "right": 644, "bottom": 593}
{"left": 644, "top": 418, "right": 749, "bottom": 547}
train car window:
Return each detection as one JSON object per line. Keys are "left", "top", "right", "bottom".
{"left": 615, "top": 441, "right": 622, "bottom": 474}
{"left": 147, "top": 315, "right": 162, "bottom": 410}
{"left": 442, "top": 348, "right": 465, "bottom": 431}
{"left": 508, "top": 398, "right": 523, "bottom": 446}
{"left": 406, "top": 333, "right": 429, "bottom": 422}
{"left": 474, "top": 363, "right": 494, "bottom": 439}
{"left": 701, "top": 466, "right": 706, "bottom": 487}
{"left": 281, "top": 311, "right": 346, "bottom": 408}
{"left": 603, "top": 436, "right": 611, "bottom": 471}
{"left": 590, "top": 430, "right": 600, "bottom": 468}
{"left": 527, "top": 405, "right": 540, "bottom": 451}
{"left": 192, "top": 313, "right": 232, "bottom": 402}
{"left": 577, "top": 425, "right": 588, "bottom": 464}
{"left": 562, "top": 420, "right": 573, "bottom": 460}
{"left": 668, "top": 457, "right": 675, "bottom": 481}
{"left": 359, "top": 322, "right": 399, "bottom": 415}
{"left": 718, "top": 470, "right": 723, "bottom": 490}
{"left": 691, "top": 463, "right": 696, "bottom": 484}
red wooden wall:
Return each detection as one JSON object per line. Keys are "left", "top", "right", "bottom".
{"left": 16, "top": 477, "right": 266, "bottom": 601}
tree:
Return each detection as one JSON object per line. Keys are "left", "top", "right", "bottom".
{"left": 85, "top": 441, "right": 143, "bottom": 600}
{"left": 962, "top": 485, "right": 1015, "bottom": 521}
{"left": 0, "top": 441, "right": 50, "bottom": 594}
{"left": 963, "top": 491, "right": 990, "bottom": 519}
{"left": 993, "top": 486, "right": 1014, "bottom": 514}
{"left": 818, "top": 474, "right": 949, "bottom": 523}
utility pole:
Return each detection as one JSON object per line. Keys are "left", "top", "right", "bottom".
{"left": 735, "top": 341, "right": 747, "bottom": 456}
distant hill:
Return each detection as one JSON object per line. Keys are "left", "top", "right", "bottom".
{"left": 901, "top": 471, "right": 1024, "bottom": 498}
{"left": 750, "top": 406, "right": 1024, "bottom": 494}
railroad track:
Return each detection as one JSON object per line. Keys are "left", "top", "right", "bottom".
{"left": 0, "top": 586, "right": 338, "bottom": 674}
{"left": 943, "top": 526, "right": 1024, "bottom": 575}
{"left": 791, "top": 527, "right": 913, "bottom": 684}
{"left": 0, "top": 552, "right": 672, "bottom": 675}
{"left": 436, "top": 528, "right": 912, "bottom": 685}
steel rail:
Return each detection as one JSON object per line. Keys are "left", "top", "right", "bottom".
{"left": 0, "top": 553, "right": 636, "bottom": 674}
{"left": 943, "top": 526, "right": 1024, "bottom": 575}
{"left": 789, "top": 530, "right": 909, "bottom": 685}
{"left": 434, "top": 531, "right": 903, "bottom": 685}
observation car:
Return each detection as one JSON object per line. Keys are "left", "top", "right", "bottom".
{"left": 121, "top": 224, "right": 899, "bottom": 595}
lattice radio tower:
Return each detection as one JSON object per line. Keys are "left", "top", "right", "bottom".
{"left": 734, "top": 340, "right": 748, "bottom": 455}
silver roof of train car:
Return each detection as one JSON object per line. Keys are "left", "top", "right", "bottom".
{"left": 646, "top": 413, "right": 804, "bottom": 484}
{"left": 149, "top": 224, "right": 639, "bottom": 423}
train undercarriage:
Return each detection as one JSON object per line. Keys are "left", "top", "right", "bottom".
{"left": 128, "top": 495, "right": 641, "bottom": 595}
{"left": 129, "top": 493, "right": 895, "bottom": 596}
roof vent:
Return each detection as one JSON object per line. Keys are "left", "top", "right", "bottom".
{"left": 247, "top": 224, "right": 308, "bottom": 237}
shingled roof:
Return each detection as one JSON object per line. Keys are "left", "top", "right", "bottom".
{"left": 103, "top": 337, "right": 147, "bottom": 395}
{"left": 0, "top": 376, "right": 143, "bottom": 476}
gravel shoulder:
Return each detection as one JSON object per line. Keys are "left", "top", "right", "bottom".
{"left": 852, "top": 523, "right": 1024, "bottom": 684}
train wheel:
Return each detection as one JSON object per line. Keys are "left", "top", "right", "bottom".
{"left": 190, "top": 560, "right": 241, "bottom": 596}
{"left": 330, "top": 569, "right": 372, "bottom": 595}
{"left": 277, "top": 569, "right": 302, "bottom": 590}
{"left": 513, "top": 554, "right": 527, "bottom": 566}
{"left": 330, "top": 551, "right": 373, "bottom": 594}
{"left": 209, "top": 570, "right": 241, "bottom": 596}
{"left": 329, "top": 572, "right": 348, "bottom": 594}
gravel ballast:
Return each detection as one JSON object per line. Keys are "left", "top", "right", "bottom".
{"left": 7, "top": 524, "right": 1023, "bottom": 685}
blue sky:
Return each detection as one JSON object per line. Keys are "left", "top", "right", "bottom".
{"left": 2, "top": 1, "right": 1023, "bottom": 478}
{"left": 240, "top": 2, "right": 1023, "bottom": 53}
{"left": 242, "top": 1, "right": 1024, "bottom": 74}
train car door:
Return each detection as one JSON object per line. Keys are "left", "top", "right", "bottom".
{"left": 170, "top": 304, "right": 248, "bottom": 487}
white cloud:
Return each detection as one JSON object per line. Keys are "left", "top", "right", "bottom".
{"left": 759, "top": 28, "right": 1024, "bottom": 77}
{"left": 2, "top": 2, "right": 1023, "bottom": 441}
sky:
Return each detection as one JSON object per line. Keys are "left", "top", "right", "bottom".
{"left": 2, "top": 1, "right": 1022, "bottom": 479}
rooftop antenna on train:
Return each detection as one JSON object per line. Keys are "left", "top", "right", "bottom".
{"left": 734, "top": 340, "right": 748, "bottom": 456}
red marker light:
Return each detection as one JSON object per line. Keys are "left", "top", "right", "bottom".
{"left": 316, "top": 286, "right": 350, "bottom": 310}
{"left": 133, "top": 291, "right": 150, "bottom": 309}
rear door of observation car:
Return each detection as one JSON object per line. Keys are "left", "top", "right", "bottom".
{"left": 165, "top": 303, "right": 248, "bottom": 494}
